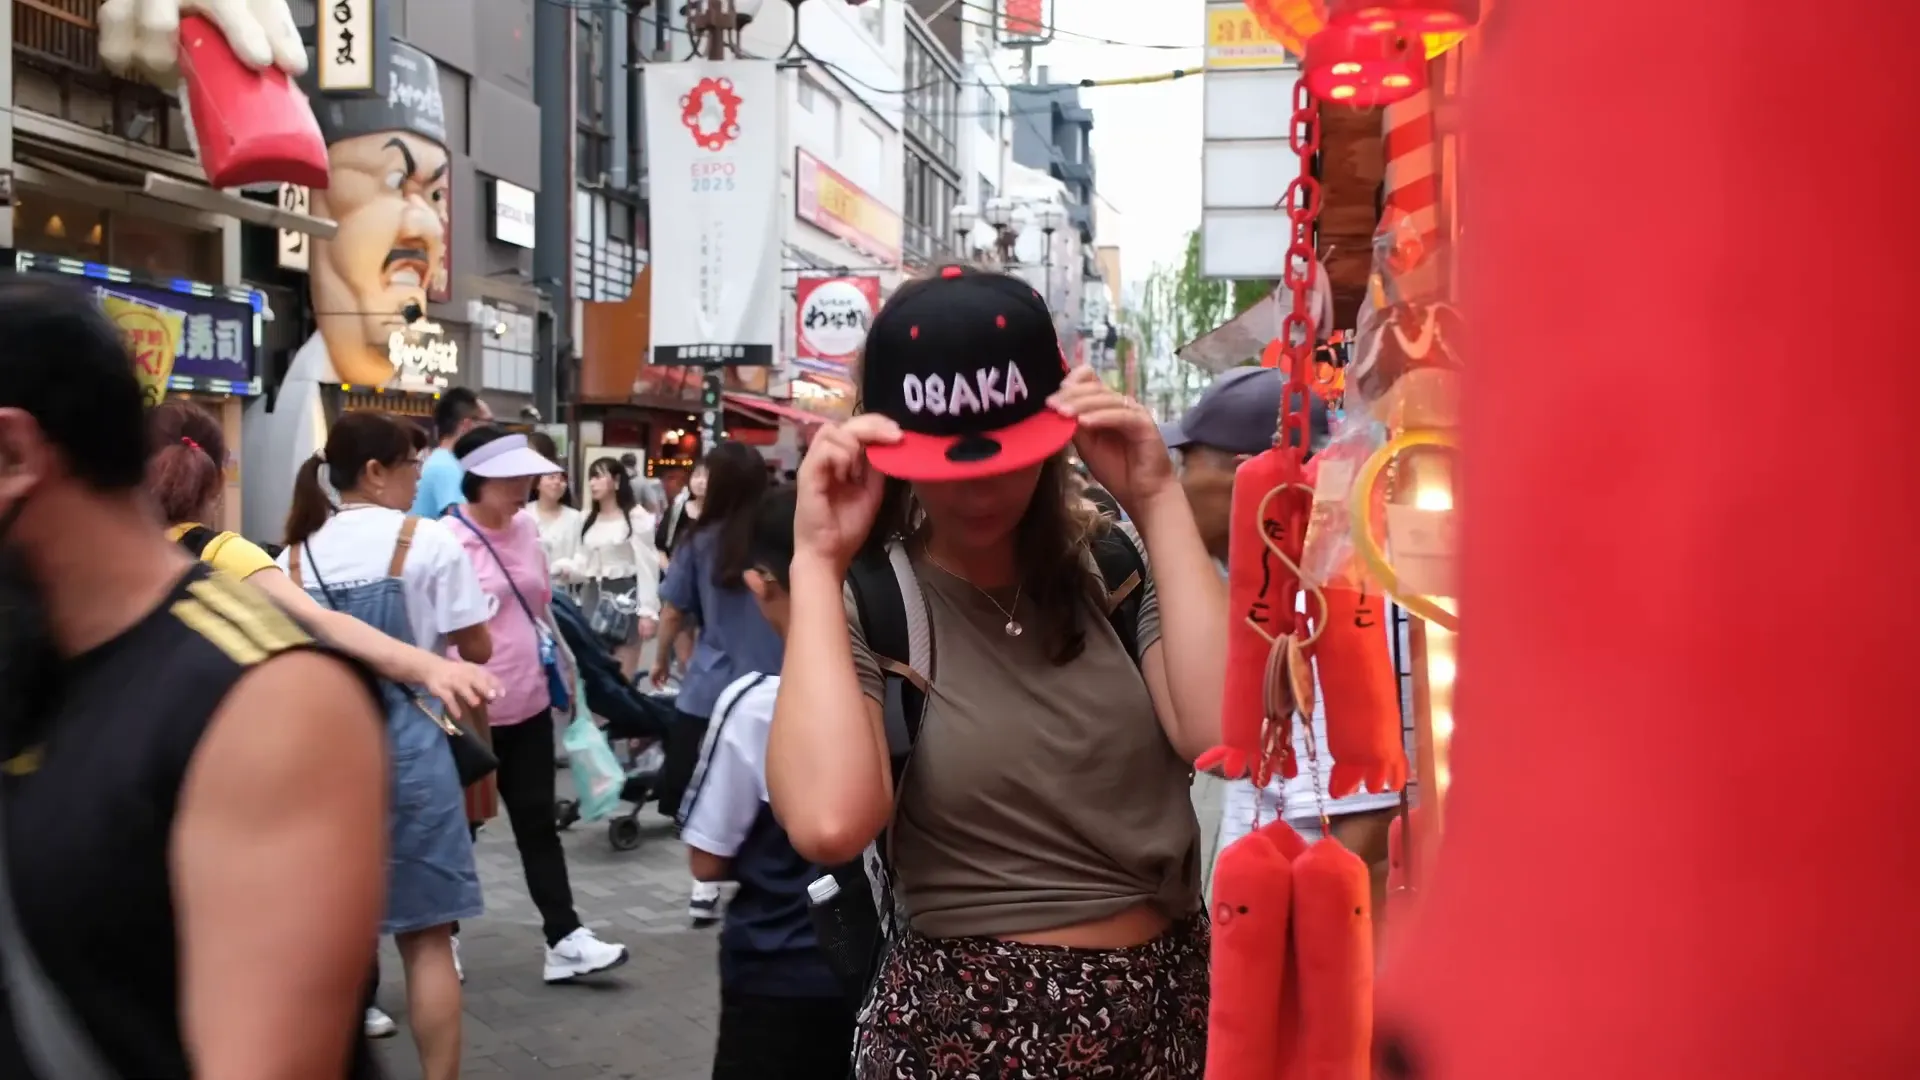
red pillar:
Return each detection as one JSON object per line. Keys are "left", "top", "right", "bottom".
{"left": 1376, "top": 3, "right": 1920, "bottom": 1076}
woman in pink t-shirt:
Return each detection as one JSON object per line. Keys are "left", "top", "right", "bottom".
{"left": 445, "top": 426, "right": 630, "bottom": 984}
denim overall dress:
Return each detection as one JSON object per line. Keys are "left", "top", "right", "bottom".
{"left": 288, "top": 516, "right": 484, "bottom": 935}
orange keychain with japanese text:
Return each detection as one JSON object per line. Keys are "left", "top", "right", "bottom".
{"left": 1312, "top": 583, "right": 1407, "bottom": 797}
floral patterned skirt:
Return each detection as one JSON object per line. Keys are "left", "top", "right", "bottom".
{"left": 853, "top": 914, "right": 1210, "bottom": 1079}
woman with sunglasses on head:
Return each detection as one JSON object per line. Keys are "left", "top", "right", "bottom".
{"left": 276, "top": 411, "right": 493, "bottom": 1080}
{"left": 766, "top": 266, "right": 1228, "bottom": 1078}
{"left": 145, "top": 401, "right": 501, "bottom": 720}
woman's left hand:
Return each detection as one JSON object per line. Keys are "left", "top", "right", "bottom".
{"left": 420, "top": 657, "right": 502, "bottom": 721}
{"left": 1049, "top": 365, "right": 1176, "bottom": 515}
{"left": 637, "top": 616, "right": 659, "bottom": 641}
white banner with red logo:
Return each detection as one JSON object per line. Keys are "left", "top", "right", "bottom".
{"left": 643, "top": 60, "right": 781, "bottom": 366}
{"left": 790, "top": 275, "right": 878, "bottom": 418}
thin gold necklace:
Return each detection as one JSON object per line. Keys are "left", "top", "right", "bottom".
{"left": 924, "top": 552, "right": 1024, "bottom": 638}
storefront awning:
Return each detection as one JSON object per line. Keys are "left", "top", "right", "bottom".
{"left": 722, "top": 392, "right": 827, "bottom": 428}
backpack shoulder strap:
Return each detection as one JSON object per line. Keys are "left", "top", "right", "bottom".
{"left": 0, "top": 787, "right": 116, "bottom": 1080}
{"left": 174, "top": 524, "right": 219, "bottom": 560}
{"left": 845, "top": 542, "right": 932, "bottom": 765}
{"left": 388, "top": 516, "right": 422, "bottom": 577}
{"left": 676, "top": 672, "right": 770, "bottom": 831}
{"left": 1092, "top": 526, "right": 1148, "bottom": 664}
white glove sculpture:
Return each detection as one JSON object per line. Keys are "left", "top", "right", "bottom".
{"left": 97, "top": 0, "right": 306, "bottom": 86}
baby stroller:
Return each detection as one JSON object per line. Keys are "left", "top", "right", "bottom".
{"left": 550, "top": 591, "right": 679, "bottom": 850}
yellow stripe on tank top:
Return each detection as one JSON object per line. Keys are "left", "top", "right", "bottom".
{"left": 170, "top": 598, "right": 269, "bottom": 666}
{"left": 186, "top": 576, "right": 311, "bottom": 655}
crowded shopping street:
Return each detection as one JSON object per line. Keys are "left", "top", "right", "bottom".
{"left": 0, "top": 1, "right": 1915, "bottom": 1080}
{"left": 365, "top": 782, "right": 1225, "bottom": 1080}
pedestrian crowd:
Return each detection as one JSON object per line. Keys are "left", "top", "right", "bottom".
{"left": 0, "top": 265, "right": 1368, "bottom": 1080}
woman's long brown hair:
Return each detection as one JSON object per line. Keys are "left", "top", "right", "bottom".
{"left": 854, "top": 264, "right": 1112, "bottom": 665}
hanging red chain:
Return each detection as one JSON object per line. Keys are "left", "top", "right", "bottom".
{"left": 1269, "top": 76, "right": 1322, "bottom": 640}
{"left": 1206, "top": 76, "right": 1327, "bottom": 790}
{"left": 1279, "top": 76, "right": 1322, "bottom": 470}
{"left": 1245, "top": 76, "right": 1325, "bottom": 789}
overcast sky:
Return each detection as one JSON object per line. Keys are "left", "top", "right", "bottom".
{"left": 1033, "top": 0, "right": 1206, "bottom": 291}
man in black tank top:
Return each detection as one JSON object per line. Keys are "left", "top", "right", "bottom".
{"left": 0, "top": 279, "right": 388, "bottom": 1080}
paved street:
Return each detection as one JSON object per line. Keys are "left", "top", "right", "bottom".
{"left": 369, "top": 799, "right": 725, "bottom": 1080}
{"left": 367, "top": 774, "right": 1225, "bottom": 1079}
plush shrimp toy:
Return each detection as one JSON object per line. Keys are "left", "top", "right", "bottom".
{"left": 1206, "top": 822, "right": 1300, "bottom": 1080}
{"left": 1311, "top": 583, "right": 1407, "bottom": 798}
{"left": 1201, "top": 448, "right": 1308, "bottom": 783}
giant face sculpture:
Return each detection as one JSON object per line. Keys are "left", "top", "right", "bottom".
{"left": 301, "top": 41, "right": 450, "bottom": 387}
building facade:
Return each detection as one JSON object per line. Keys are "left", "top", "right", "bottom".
{"left": 1009, "top": 67, "right": 1106, "bottom": 369}
{"left": 744, "top": 0, "right": 908, "bottom": 439}
{"left": 901, "top": 6, "right": 964, "bottom": 273}
{"left": 0, "top": 0, "right": 549, "bottom": 539}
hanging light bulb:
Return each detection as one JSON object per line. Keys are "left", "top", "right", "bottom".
{"left": 1303, "top": 23, "right": 1427, "bottom": 107}
{"left": 1328, "top": 0, "right": 1480, "bottom": 35}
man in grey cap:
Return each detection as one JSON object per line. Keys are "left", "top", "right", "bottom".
{"left": 1159, "top": 365, "right": 1327, "bottom": 569}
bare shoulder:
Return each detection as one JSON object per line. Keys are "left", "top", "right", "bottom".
{"left": 189, "top": 649, "right": 383, "bottom": 797}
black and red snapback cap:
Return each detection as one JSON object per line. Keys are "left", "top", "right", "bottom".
{"left": 859, "top": 265, "right": 1076, "bottom": 482}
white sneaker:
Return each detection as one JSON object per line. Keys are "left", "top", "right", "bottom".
{"left": 543, "top": 927, "right": 628, "bottom": 983}
{"left": 364, "top": 1007, "right": 397, "bottom": 1039}
{"left": 689, "top": 880, "right": 721, "bottom": 926}
{"left": 452, "top": 935, "right": 465, "bottom": 984}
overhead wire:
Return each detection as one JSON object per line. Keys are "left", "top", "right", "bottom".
{"left": 952, "top": 0, "right": 1204, "bottom": 51}
{"left": 531, "top": 0, "right": 1202, "bottom": 98}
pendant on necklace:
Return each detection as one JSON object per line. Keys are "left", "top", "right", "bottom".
{"left": 1004, "top": 620, "right": 1024, "bottom": 638}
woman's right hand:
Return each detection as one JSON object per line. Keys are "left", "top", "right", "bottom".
{"left": 794, "top": 414, "right": 901, "bottom": 573}
{"left": 420, "top": 656, "right": 502, "bottom": 721}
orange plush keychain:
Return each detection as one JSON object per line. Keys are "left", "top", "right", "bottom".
{"left": 1202, "top": 447, "right": 1309, "bottom": 782}
{"left": 1311, "top": 583, "right": 1407, "bottom": 797}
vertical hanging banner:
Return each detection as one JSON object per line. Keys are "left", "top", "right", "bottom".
{"left": 645, "top": 60, "right": 782, "bottom": 367}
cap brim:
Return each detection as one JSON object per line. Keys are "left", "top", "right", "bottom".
{"left": 466, "top": 447, "right": 563, "bottom": 478}
{"left": 1158, "top": 419, "right": 1191, "bottom": 450}
{"left": 866, "top": 408, "right": 1077, "bottom": 482}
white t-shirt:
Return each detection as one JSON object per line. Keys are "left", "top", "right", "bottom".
{"left": 276, "top": 506, "right": 492, "bottom": 654}
{"left": 678, "top": 673, "right": 778, "bottom": 857}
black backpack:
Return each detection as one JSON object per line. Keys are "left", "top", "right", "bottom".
{"left": 835, "top": 526, "right": 1148, "bottom": 959}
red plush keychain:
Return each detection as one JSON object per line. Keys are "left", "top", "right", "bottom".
{"left": 1287, "top": 837, "right": 1374, "bottom": 1080}
{"left": 178, "top": 15, "right": 330, "bottom": 189}
{"left": 1200, "top": 448, "right": 1308, "bottom": 783}
{"left": 1205, "top": 822, "right": 1301, "bottom": 1080}
{"left": 1312, "top": 583, "right": 1407, "bottom": 797}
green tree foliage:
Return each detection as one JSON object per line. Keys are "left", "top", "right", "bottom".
{"left": 1169, "top": 229, "right": 1278, "bottom": 354}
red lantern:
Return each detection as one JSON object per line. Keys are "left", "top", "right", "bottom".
{"left": 1303, "top": 23, "right": 1427, "bottom": 107}
{"left": 1329, "top": 0, "right": 1480, "bottom": 34}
